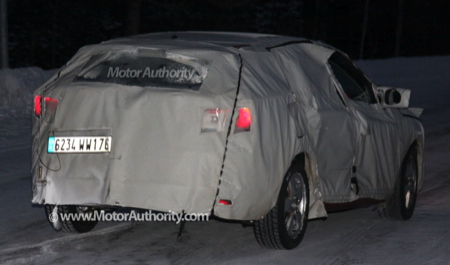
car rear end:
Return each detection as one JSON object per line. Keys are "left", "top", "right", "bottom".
{"left": 31, "top": 43, "right": 241, "bottom": 215}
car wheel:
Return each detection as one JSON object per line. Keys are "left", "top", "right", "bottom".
{"left": 386, "top": 144, "right": 419, "bottom": 220}
{"left": 253, "top": 161, "right": 310, "bottom": 249}
{"left": 45, "top": 204, "right": 98, "bottom": 233}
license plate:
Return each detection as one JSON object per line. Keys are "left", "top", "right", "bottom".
{"left": 48, "top": 136, "right": 112, "bottom": 153}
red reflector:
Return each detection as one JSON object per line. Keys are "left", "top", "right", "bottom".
{"left": 218, "top": 199, "right": 232, "bottom": 206}
{"left": 34, "top": 95, "right": 41, "bottom": 116}
{"left": 235, "top": 107, "right": 251, "bottom": 130}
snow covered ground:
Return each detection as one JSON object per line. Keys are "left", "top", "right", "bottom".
{"left": 0, "top": 56, "right": 449, "bottom": 264}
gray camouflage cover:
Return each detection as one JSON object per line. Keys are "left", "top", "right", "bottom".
{"left": 32, "top": 32, "right": 424, "bottom": 220}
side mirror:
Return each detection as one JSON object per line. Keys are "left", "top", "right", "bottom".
{"left": 385, "top": 89, "right": 401, "bottom": 105}
{"left": 377, "top": 86, "right": 410, "bottom": 108}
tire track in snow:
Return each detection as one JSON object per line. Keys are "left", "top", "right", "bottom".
{"left": 0, "top": 223, "right": 134, "bottom": 259}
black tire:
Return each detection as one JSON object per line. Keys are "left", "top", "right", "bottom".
{"left": 253, "top": 160, "right": 310, "bottom": 249}
{"left": 386, "top": 144, "right": 419, "bottom": 220}
{"left": 45, "top": 204, "right": 98, "bottom": 233}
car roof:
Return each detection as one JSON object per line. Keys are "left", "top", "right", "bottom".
{"left": 102, "top": 31, "right": 311, "bottom": 51}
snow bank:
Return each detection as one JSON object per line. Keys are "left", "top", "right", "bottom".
{"left": 356, "top": 56, "right": 450, "bottom": 110}
{"left": 355, "top": 56, "right": 450, "bottom": 86}
{"left": 0, "top": 67, "right": 56, "bottom": 110}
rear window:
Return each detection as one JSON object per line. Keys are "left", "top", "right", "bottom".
{"left": 73, "top": 49, "right": 210, "bottom": 90}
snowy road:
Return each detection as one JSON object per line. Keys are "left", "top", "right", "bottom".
{"left": 1, "top": 57, "right": 449, "bottom": 264}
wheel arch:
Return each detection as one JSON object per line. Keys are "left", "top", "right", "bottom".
{"left": 290, "top": 151, "right": 328, "bottom": 220}
{"left": 410, "top": 138, "right": 424, "bottom": 191}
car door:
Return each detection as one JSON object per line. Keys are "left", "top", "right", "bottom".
{"left": 327, "top": 52, "right": 401, "bottom": 198}
{"left": 270, "top": 44, "right": 357, "bottom": 202}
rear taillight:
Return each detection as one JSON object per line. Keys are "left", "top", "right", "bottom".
{"left": 201, "top": 109, "right": 229, "bottom": 133}
{"left": 34, "top": 95, "right": 58, "bottom": 119}
{"left": 44, "top": 97, "right": 58, "bottom": 112}
{"left": 218, "top": 199, "right": 232, "bottom": 206}
{"left": 234, "top": 107, "right": 251, "bottom": 133}
{"left": 34, "top": 95, "right": 41, "bottom": 116}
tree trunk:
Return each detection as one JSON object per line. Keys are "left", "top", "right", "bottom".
{"left": 0, "top": 0, "right": 8, "bottom": 68}
{"left": 313, "top": 0, "right": 320, "bottom": 40}
{"left": 31, "top": 23, "right": 35, "bottom": 66}
{"left": 359, "top": 0, "right": 370, "bottom": 60}
{"left": 52, "top": 0, "right": 57, "bottom": 68}
{"left": 320, "top": 0, "right": 328, "bottom": 42}
{"left": 395, "top": 0, "right": 404, "bottom": 57}
{"left": 125, "top": 0, "right": 142, "bottom": 36}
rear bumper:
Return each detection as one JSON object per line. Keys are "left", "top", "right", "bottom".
{"left": 32, "top": 130, "right": 223, "bottom": 215}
